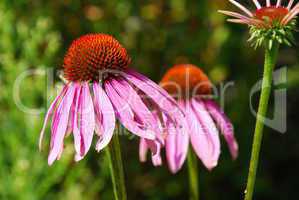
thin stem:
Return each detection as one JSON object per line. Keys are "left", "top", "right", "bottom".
{"left": 106, "top": 126, "right": 127, "bottom": 200}
{"left": 187, "top": 149, "right": 199, "bottom": 200}
{"left": 244, "top": 43, "right": 279, "bottom": 200}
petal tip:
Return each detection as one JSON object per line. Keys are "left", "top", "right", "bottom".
{"left": 231, "top": 143, "right": 239, "bottom": 160}
{"left": 152, "top": 155, "right": 162, "bottom": 166}
{"left": 168, "top": 161, "right": 183, "bottom": 174}
{"left": 47, "top": 155, "right": 55, "bottom": 166}
{"left": 205, "top": 159, "right": 218, "bottom": 171}
{"left": 75, "top": 154, "right": 84, "bottom": 162}
{"left": 169, "top": 167, "right": 180, "bottom": 174}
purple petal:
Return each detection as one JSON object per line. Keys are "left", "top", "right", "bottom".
{"left": 151, "top": 110, "right": 164, "bottom": 145}
{"left": 164, "top": 111, "right": 189, "bottom": 173}
{"left": 150, "top": 140, "right": 162, "bottom": 166}
{"left": 80, "top": 83, "right": 96, "bottom": 157}
{"left": 139, "top": 138, "right": 149, "bottom": 162}
{"left": 204, "top": 99, "right": 238, "bottom": 159}
{"left": 145, "top": 139, "right": 162, "bottom": 166}
{"left": 39, "top": 85, "right": 68, "bottom": 150}
{"left": 110, "top": 78, "right": 162, "bottom": 140}
{"left": 165, "top": 130, "right": 177, "bottom": 173}
{"left": 123, "top": 70, "right": 186, "bottom": 132}
{"left": 93, "top": 82, "right": 116, "bottom": 151}
{"left": 139, "top": 138, "right": 162, "bottom": 166}
{"left": 104, "top": 80, "right": 155, "bottom": 139}
{"left": 48, "top": 84, "right": 76, "bottom": 165}
{"left": 65, "top": 96, "right": 76, "bottom": 137}
{"left": 57, "top": 145, "right": 64, "bottom": 161}
{"left": 72, "top": 84, "right": 82, "bottom": 159}
{"left": 126, "top": 69, "right": 178, "bottom": 105}
{"left": 186, "top": 98, "right": 220, "bottom": 170}
{"left": 73, "top": 83, "right": 95, "bottom": 161}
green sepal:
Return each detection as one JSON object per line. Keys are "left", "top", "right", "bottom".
{"left": 248, "top": 19, "right": 296, "bottom": 50}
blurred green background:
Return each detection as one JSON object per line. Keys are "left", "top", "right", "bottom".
{"left": 1, "top": 0, "right": 299, "bottom": 199}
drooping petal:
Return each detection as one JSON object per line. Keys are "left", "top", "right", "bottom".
{"left": 151, "top": 110, "right": 164, "bottom": 145}
{"left": 165, "top": 132, "right": 189, "bottom": 173}
{"left": 204, "top": 99, "right": 238, "bottom": 159}
{"left": 80, "top": 83, "right": 96, "bottom": 157}
{"left": 104, "top": 79, "right": 155, "bottom": 140}
{"left": 139, "top": 138, "right": 149, "bottom": 163}
{"left": 165, "top": 128, "right": 177, "bottom": 173}
{"left": 186, "top": 98, "right": 220, "bottom": 170}
{"left": 146, "top": 139, "right": 163, "bottom": 166}
{"left": 110, "top": 78, "right": 162, "bottom": 141}
{"left": 73, "top": 83, "right": 95, "bottom": 161}
{"left": 66, "top": 96, "right": 76, "bottom": 137}
{"left": 151, "top": 142, "right": 162, "bottom": 166}
{"left": 93, "top": 82, "right": 116, "bottom": 151}
{"left": 39, "top": 85, "right": 68, "bottom": 150}
{"left": 125, "top": 69, "right": 178, "bottom": 106}
{"left": 164, "top": 110, "right": 189, "bottom": 173}
{"left": 48, "top": 84, "right": 76, "bottom": 165}
{"left": 139, "top": 138, "right": 162, "bottom": 166}
{"left": 72, "top": 84, "right": 82, "bottom": 159}
{"left": 57, "top": 145, "right": 64, "bottom": 161}
{"left": 124, "top": 70, "right": 186, "bottom": 136}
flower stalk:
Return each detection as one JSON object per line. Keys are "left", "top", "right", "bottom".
{"left": 187, "top": 149, "right": 199, "bottom": 200}
{"left": 106, "top": 126, "right": 127, "bottom": 200}
{"left": 244, "top": 42, "right": 279, "bottom": 200}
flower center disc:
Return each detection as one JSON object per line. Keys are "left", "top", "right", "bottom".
{"left": 255, "top": 6, "right": 288, "bottom": 22}
{"left": 63, "top": 34, "right": 131, "bottom": 82}
{"left": 160, "top": 64, "right": 212, "bottom": 99}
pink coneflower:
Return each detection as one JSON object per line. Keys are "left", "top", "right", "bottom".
{"left": 219, "top": 0, "right": 298, "bottom": 28}
{"left": 39, "top": 34, "right": 185, "bottom": 165}
{"left": 140, "top": 64, "right": 238, "bottom": 173}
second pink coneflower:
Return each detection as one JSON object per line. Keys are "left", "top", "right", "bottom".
{"left": 140, "top": 64, "right": 238, "bottom": 173}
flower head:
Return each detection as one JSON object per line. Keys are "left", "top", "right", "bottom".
{"left": 219, "top": 0, "right": 299, "bottom": 48}
{"left": 160, "top": 64, "right": 212, "bottom": 97}
{"left": 39, "top": 34, "right": 185, "bottom": 165}
{"left": 139, "top": 64, "right": 238, "bottom": 173}
{"left": 63, "top": 34, "right": 131, "bottom": 82}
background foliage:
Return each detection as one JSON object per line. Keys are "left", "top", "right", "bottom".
{"left": 0, "top": 0, "right": 299, "bottom": 199}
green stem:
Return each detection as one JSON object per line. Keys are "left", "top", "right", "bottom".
{"left": 106, "top": 127, "right": 127, "bottom": 200}
{"left": 187, "top": 150, "right": 199, "bottom": 200}
{"left": 244, "top": 43, "right": 279, "bottom": 200}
